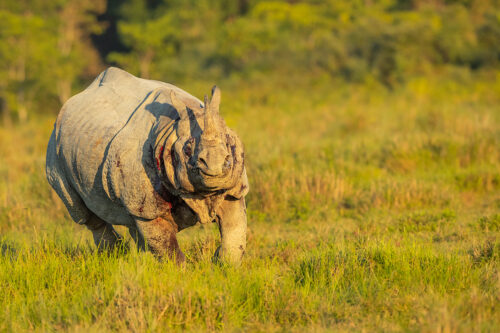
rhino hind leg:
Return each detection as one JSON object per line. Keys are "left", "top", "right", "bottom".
{"left": 46, "top": 150, "right": 92, "bottom": 226}
{"left": 85, "top": 214, "right": 124, "bottom": 250}
{"left": 135, "top": 217, "right": 186, "bottom": 264}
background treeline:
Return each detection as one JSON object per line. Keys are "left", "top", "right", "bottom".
{"left": 1, "top": 0, "right": 500, "bottom": 122}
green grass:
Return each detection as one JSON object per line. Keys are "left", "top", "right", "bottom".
{"left": 0, "top": 72, "right": 499, "bottom": 331}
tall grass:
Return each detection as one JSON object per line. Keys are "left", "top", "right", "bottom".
{"left": 0, "top": 72, "right": 499, "bottom": 331}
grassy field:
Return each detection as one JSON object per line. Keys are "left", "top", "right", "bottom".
{"left": 0, "top": 72, "right": 499, "bottom": 331}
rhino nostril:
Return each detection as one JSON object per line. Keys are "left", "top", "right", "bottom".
{"left": 198, "top": 157, "right": 208, "bottom": 168}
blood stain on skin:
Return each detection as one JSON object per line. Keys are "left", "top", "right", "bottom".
{"left": 153, "top": 182, "right": 175, "bottom": 213}
{"left": 138, "top": 196, "right": 146, "bottom": 213}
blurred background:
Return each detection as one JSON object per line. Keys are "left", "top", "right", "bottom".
{"left": 1, "top": 0, "right": 500, "bottom": 122}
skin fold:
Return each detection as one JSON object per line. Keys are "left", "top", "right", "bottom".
{"left": 46, "top": 67, "right": 249, "bottom": 264}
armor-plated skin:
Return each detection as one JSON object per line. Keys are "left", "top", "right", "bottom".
{"left": 46, "top": 67, "right": 248, "bottom": 264}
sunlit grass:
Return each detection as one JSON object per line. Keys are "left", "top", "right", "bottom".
{"left": 0, "top": 73, "right": 499, "bottom": 331}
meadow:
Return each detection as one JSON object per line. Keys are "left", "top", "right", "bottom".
{"left": 0, "top": 71, "right": 499, "bottom": 331}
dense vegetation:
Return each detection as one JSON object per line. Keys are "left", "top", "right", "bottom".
{"left": 0, "top": 0, "right": 499, "bottom": 331}
{"left": 1, "top": 0, "right": 500, "bottom": 121}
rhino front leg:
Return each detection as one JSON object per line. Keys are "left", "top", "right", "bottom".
{"left": 135, "top": 217, "right": 186, "bottom": 264}
{"left": 215, "top": 198, "right": 247, "bottom": 264}
{"left": 85, "top": 214, "right": 123, "bottom": 250}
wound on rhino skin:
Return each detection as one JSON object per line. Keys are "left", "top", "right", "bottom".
{"left": 153, "top": 181, "right": 174, "bottom": 212}
{"left": 156, "top": 145, "right": 165, "bottom": 171}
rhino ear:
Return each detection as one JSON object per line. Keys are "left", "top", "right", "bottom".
{"left": 171, "top": 90, "right": 191, "bottom": 137}
{"left": 209, "top": 85, "right": 221, "bottom": 114}
{"left": 170, "top": 90, "right": 188, "bottom": 121}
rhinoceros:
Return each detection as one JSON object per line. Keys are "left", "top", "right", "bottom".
{"left": 46, "top": 67, "right": 248, "bottom": 264}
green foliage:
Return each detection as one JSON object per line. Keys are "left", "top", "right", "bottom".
{"left": 208, "top": 0, "right": 500, "bottom": 84}
{"left": 108, "top": 0, "right": 182, "bottom": 78}
{"left": 396, "top": 209, "right": 456, "bottom": 233}
{"left": 2, "top": 0, "right": 500, "bottom": 121}
{"left": 0, "top": 1, "right": 104, "bottom": 122}
{"left": 473, "top": 214, "right": 500, "bottom": 232}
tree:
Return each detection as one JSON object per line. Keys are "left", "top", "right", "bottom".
{"left": 109, "top": 13, "right": 180, "bottom": 78}
{"left": 0, "top": 0, "right": 104, "bottom": 123}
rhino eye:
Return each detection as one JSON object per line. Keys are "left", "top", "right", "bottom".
{"left": 184, "top": 145, "right": 192, "bottom": 157}
{"left": 223, "top": 155, "right": 231, "bottom": 169}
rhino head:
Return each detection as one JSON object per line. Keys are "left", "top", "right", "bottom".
{"left": 169, "top": 86, "right": 236, "bottom": 192}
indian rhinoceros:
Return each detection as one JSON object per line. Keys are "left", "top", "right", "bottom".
{"left": 45, "top": 67, "right": 248, "bottom": 264}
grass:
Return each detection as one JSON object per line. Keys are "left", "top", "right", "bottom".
{"left": 0, "top": 71, "right": 499, "bottom": 331}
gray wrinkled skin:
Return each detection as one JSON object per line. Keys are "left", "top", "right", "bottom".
{"left": 46, "top": 67, "right": 248, "bottom": 264}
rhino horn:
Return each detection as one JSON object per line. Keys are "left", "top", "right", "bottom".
{"left": 209, "top": 85, "right": 221, "bottom": 114}
{"left": 170, "top": 90, "right": 190, "bottom": 137}
{"left": 202, "top": 86, "right": 221, "bottom": 140}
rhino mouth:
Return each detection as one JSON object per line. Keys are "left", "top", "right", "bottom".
{"left": 199, "top": 169, "right": 220, "bottom": 177}
{"left": 190, "top": 167, "right": 230, "bottom": 191}
{"left": 198, "top": 167, "right": 230, "bottom": 180}
{"left": 196, "top": 157, "right": 232, "bottom": 178}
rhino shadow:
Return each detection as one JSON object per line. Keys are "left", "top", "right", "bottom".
{"left": 0, "top": 239, "right": 18, "bottom": 259}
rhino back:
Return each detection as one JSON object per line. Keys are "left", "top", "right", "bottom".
{"left": 50, "top": 67, "right": 199, "bottom": 225}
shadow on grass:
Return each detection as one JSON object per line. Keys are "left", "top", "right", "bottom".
{"left": 0, "top": 239, "right": 18, "bottom": 258}
{"left": 0, "top": 237, "right": 134, "bottom": 261}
